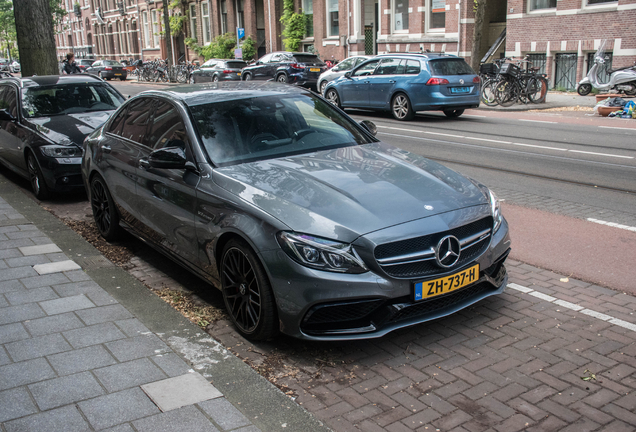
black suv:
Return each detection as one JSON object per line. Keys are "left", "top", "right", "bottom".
{"left": 0, "top": 75, "right": 125, "bottom": 199}
{"left": 241, "top": 52, "right": 327, "bottom": 89}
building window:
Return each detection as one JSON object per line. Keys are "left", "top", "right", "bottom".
{"left": 430, "top": 0, "right": 445, "bottom": 30}
{"left": 219, "top": 0, "right": 226, "bottom": 35}
{"left": 142, "top": 11, "right": 151, "bottom": 48}
{"left": 303, "top": 0, "right": 313, "bottom": 37}
{"left": 189, "top": 3, "right": 197, "bottom": 41}
{"left": 529, "top": 0, "right": 556, "bottom": 10}
{"left": 327, "top": 0, "right": 338, "bottom": 37}
{"left": 202, "top": 2, "right": 211, "bottom": 43}
{"left": 238, "top": 0, "right": 245, "bottom": 29}
{"left": 587, "top": 0, "right": 617, "bottom": 4}
{"left": 151, "top": 9, "right": 160, "bottom": 48}
{"left": 393, "top": 0, "right": 408, "bottom": 31}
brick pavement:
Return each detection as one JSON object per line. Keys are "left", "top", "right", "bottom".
{"left": 0, "top": 194, "right": 328, "bottom": 432}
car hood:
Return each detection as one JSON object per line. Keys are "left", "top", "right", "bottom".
{"left": 26, "top": 111, "right": 112, "bottom": 147}
{"left": 213, "top": 142, "right": 489, "bottom": 241}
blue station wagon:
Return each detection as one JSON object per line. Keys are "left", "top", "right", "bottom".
{"left": 324, "top": 53, "right": 481, "bottom": 120}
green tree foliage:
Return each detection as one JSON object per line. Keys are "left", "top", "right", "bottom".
{"left": 49, "top": 0, "right": 68, "bottom": 30}
{"left": 280, "top": 0, "right": 305, "bottom": 52}
{"left": 241, "top": 36, "right": 256, "bottom": 61}
{"left": 186, "top": 33, "right": 257, "bottom": 61}
{"left": 169, "top": 0, "right": 188, "bottom": 36}
{"left": 0, "top": 0, "right": 16, "bottom": 57}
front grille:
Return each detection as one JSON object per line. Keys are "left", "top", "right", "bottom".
{"left": 374, "top": 217, "right": 493, "bottom": 279}
{"left": 388, "top": 281, "right": 496, "bottom": 323}
{"left": 304, "top": 299, "right": 385, "bottom": 325}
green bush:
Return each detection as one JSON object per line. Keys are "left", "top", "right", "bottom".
{"left": 241, "top": 36, "right": 256, "bottom": 61}
{"left": 280, "top": 0, "right": 306, "bottom": 52}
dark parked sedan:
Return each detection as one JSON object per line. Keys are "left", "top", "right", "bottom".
{"left": 0, "top": 75, "right": 125, "bottom": 199}
{"left": 81, "top": 82, "right": 510, "bottom": 341}
{"left": 191, "top": 59, "right": 247, "bottom": 83}
{"left": 86, "top": 60, "right": 127, "bottom": 80}
{"left": 77, "top": 59, "right": 95, "bottom": 73}
{"left": 241, "top": 52, "right": 327, "bottom": 89}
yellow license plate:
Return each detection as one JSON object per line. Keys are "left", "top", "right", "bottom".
{"left": 237, "top": 72, "right": 241, "bottom": 76}
{"left": 114, "top": 73, "right": 122, "bottom": 76}
{"left": 414, "top": 264, "right": 479, "bottom": 301}
{"left": 310, "top": 68, "right": 320, "bottom": 72}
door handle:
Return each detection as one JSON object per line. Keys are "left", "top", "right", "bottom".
{"left": 364, "top": 80, "right": 370, "bottom": 83}
{"left": 101, "top": 145, "right": 111, "bottom": 153}
{"left": 389, "top": 80, "right": 396, "bottom": 83}
{"left": 139, "top": 158, "right": 150, "bottom": 169}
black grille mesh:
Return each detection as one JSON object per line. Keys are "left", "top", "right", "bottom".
{"left": 304, "top": 299, "right": 385, "bottom": 324}
{"left": 388, "top": 282, "right": 494, "bottom": 323}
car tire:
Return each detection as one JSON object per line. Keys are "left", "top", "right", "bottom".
{"left": 221, "top": 238, "right": 278, "bottom": 340}
{"left": 26, "top": 152, "right": 50, "bottom": 200}
{"left": 320, "top": 81, "right": 327, "bottom": 95}
{"left": 276, "top": 74, "right": 287, "bottom": 83}
{"left": 243, "top": 73, "right": 252, "bottom": 81}
{"left": 213, "top": 75, "right": 219, "bottom": 82}
{"left": 443, "top": 109, "right": 464, "bottom": 118}
{"left": 325, "top": 89, "right": 341, "bottom": 108}
{"left": 90, "top": 175, "right": 121, "bottom": 241}
{"left": 391, "top": 93, "right": 415, "bottom": 121}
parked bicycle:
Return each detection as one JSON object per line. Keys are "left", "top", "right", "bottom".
{"left": 481, "top": 57, "right": 548, "bottom": 107}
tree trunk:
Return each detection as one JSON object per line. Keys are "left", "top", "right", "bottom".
{"left": 471, "top": 0, "right": 486, "bottom": 71}
{"left": 162, "top": 0, "right": 173, "bottom": 66}
{"left": 14, "top": 0, "right": 59, "bottom": 76}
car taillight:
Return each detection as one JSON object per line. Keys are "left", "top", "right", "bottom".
{"left": 290, "top": 63, "right": 306, "bottom": 70}
{"left": 223, "top": 70, "right": 232, "bottom": 73}
{"left": 426, "top": 77, "right": 450, "bottom": 85}
{"left": 104, "top": 67, "right": 112, "bottom": 71}
{"left": 473, "top": 76, "right": 481, "bottom": 83}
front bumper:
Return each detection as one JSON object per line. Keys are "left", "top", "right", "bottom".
{"left": 263, "top": 216, "right": 511, "bottom": 340}
{"left": 38, "top": 155, "right": 84, "bottom": 193}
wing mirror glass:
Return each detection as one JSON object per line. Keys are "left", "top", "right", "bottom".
{"left": 344, "top": 71, "right": 352, "bottom": 79}
{"left": 359, "top": 120, "right": 377, "bottom": 136}
{"left": 0, "top": 109, "right": 16, "bottom": 122}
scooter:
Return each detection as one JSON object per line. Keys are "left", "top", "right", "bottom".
{"left": 577, "top": 40, "right": 636, "bottom": 96}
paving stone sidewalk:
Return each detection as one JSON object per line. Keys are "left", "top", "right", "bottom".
{"left": 0, "top": 193, "right": 329, "bottom": 432}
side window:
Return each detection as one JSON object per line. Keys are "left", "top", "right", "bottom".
{"left": 147, "top": 101, "right": 189, "bottom": 152}
{"left": 120, "top": 98, "right": 153, "bottom": 144}
{"left": 270, "top": 54, "right": 282, "bottom": 63}
{"left": 107, "top": 107, "right": 128, "bottom": 136}
{"left": 0, "top": 85, "right": 18, "bottom": 118}
{"left": 354, "top": 57, "right": 367, "bottom": 66}
{"left": 335, "top": 58, "right": 355, "bottom": 71}
{"left": 93, "top": 61, "right": 102, "bottom": 67}
{"left": 375, "top": 58, "right": 401, "bottom": 75}
{"left": 353, "top": 60, "right": 380, "bottom": 76}
{"left": 405, "top": 60, "right": 421, "bottom": 74}
{"left": 258, "top": 54, "right": 272, "bottom": 64}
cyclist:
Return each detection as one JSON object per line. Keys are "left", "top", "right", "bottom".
{"left": 62, "top": 53, "right": 82, "bottom": 74}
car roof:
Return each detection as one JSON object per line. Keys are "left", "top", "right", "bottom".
{"left": 136, "top": 82, "right": 309, "bottom": 106}
{"left": 375, "top": 53, "right": 459, "bottom": 60}
{"left": 0, "top": 74, "right": 106, "bottom": 88}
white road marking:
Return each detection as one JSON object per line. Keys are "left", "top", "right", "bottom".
{"left": 508, "top": 282, "right": 636, "bottom": 332}
{"left": 587, "top": 218, "right": 636, "bottom": 232}
{"left": 511, "top": 142, "right": 567, "bottom": 151}
{"left": 599, "top": 126, "right": 636, "bottom": 131}
{"left": 463, "top": 137, "right": 512, "bottom": 144}
{"left": 568, "top": 150, "right": 633, "bottom": 159}
{"left": 461, "top": 114, "right": 487, "bottom": 118}
{"left": 518, "top": 119, "right": 557, "bottom": 124}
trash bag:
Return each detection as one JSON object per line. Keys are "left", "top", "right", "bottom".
{"left": 606, "top": 97, "right": 627, "bottom": 107}
{"left": 624, "top": 100, "right": 635, "bottom": 115}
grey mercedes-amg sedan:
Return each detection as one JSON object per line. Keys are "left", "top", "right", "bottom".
{"left": 81, "top": 82, "right": 510, "bottom": 341}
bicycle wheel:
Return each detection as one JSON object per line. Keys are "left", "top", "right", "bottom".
{"left": 495, "top": 79, "right": 519, "bottom": 107}
{"left": 529, "top": 76, "right": 548, "bottom": 103}
{"left": 481, "top": 79, "right": 499, "bottom": 107}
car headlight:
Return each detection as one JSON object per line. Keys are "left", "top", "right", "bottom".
{"left": 277, "top": 232, "right": 368, "bottom": 274}
{"left": 40, "top": 145, "right": 83, "bottom": 158}
{"left": 488, "top": 189, "right": 503, "bottom": 232}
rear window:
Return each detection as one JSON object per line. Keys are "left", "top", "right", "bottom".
{"left": 429, "top": 59, "right": 475, "bottom": 75}
{"left": 104, "top": 60, "right": 123, "bottom": 66}
{"left": 292, "top": 55, "right": 323, "bottom": 64}
{"left": 226, "top": 61, "right": 247, "bottom": 69}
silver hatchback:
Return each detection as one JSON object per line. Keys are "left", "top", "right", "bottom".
{"left": 318, "top": 55, "right": 373, "bottom": 94}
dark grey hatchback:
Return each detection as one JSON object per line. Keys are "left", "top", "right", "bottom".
{"left": 81, "top": 82, "right": 510, "bottom": 341}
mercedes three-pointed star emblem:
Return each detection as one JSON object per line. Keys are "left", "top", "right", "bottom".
{"left": 435, "top": 235, "right": 461, "bottom": 268}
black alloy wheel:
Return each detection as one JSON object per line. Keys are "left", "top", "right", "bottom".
{"left": 27, "top": 152, "right": 49, "bottom": 200}
{"left": 276, "top": 74, "right": 288, "bottom": 83}
{"left": 221, "top": 239, "right": 278, "bottom": 340}
{"left": 391, "top": 93, "right": 415, "bottom": 121}
{"left": 90, "top": 175, "right": 121, "bottom": 241}
{"left": 325, "top": 89, "right": 340, "bottom": 107}
{"left": 577, "top": 83, "right": 592, "bottom": 96}
{"left": 443, "top": 109, "right": 465, "bottom": 118}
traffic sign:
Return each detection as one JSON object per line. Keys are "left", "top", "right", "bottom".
{"left": 238, "top": 28, "right": 245, "bottom": 39}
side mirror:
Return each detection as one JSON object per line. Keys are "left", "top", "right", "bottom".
{"left": 359, "top": 120, "right": 377, "bottom": 136}
{"left": 148, "top": 145, "right": 187, "bottom": 169}
{"left": 344, "top": 71, "right": 352, "bottom": 79}
{"left": 0, "top": 109, "right": 16, "bottom": 122}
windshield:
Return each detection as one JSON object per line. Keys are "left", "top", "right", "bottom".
{"left": 22, "top": 83, "right": 124, "bottom": 118}
{"left": 429, "top": 59, "right": 476, "bottom": 75}
{"left": 189, "top": 93, "right": 374, "bottom": 166}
